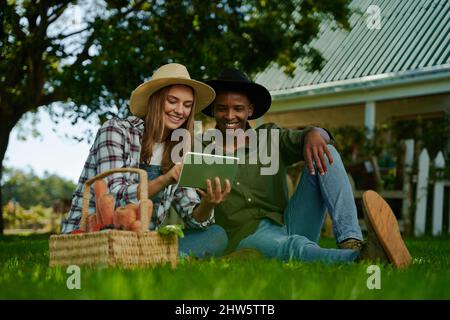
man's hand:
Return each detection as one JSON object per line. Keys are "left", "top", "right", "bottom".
{"left": 304, "top": 129, "right": 334, "bottom": 176}
{"left": 193, "top": 177, "right": 231, "bottom": 223}
{"left": 196, "top": 177, "right": 231, "bottom": 206}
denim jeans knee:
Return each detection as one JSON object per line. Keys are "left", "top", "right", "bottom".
{"left": 325, "top": 144, "right": 342, "bottom": 166}
{"left": 179, "top": 224, "right": 228, "bottom": 258}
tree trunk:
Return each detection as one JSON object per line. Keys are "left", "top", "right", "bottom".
{"left": 0, "top": 115, "right": 21, "bottom": 235}
{"left": 0, "top": 165, "right": 3, "bottom": 235}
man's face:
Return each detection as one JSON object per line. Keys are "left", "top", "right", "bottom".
{"left": 213, "top": 91, "right": 254, "bottom": 133}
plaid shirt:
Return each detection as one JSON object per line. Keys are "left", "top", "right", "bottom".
{"left": 61, "top": 116, "right": 214, "bottom": 234}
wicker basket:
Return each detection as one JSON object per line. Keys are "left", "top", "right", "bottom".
{"left": 49, "top": 168, "right": 178, "bottom": 268}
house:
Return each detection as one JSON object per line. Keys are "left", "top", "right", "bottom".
{"left": 254, "top": 0, "right": 450, "bottom": 145}
{"left": 253, "top": 0, "right": 449, "bottom": 232}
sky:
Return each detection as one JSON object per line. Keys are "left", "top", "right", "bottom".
{"left": 4, "top": 109, "right": 98, "bottom": 183}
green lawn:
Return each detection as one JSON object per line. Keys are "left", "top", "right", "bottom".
{"left": 0, "top": 233, "right": 449, "bottom": 299}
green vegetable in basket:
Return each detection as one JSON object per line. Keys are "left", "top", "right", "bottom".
{"left": 157, "top": 224, "right": 184, "bottom": 238}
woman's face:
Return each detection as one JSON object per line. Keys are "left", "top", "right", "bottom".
{"left": 163, "top": 85, "right": 194, "bottom": 131}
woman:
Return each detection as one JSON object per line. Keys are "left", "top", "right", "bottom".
{"left": 62, "top": 63, "right": 230, "bottom": 258}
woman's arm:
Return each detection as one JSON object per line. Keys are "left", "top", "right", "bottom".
{"left": 138, "top": 164, "right": 181, "bottom": 198}
{"left": 144, "top": 175, "right": 171, "bottom": 198}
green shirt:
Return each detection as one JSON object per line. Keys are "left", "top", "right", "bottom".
{"left": 202, "top": 123, "right": 316, "bottom": 252}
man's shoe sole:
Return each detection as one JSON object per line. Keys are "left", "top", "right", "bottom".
{"left": 362, "top": 190, "right": 412, "bottom": 268}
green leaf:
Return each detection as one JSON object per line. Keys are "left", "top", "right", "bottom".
{"left": 157, "top": 224, "right": 185, "bottom": 238}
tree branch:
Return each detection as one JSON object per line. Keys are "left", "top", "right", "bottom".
{"left": 36, "top": 0, "right": 50, "bottom": 37}
{"left": 51, "top": 25, "right": 92, "bottom": 41}
{"left": 48, "top": 1, "right": 72, "bottom": 25}
{"left": 71, "top": 30, "right": 96, "bottom": 68}
{"left": 35, "top": 88, "right": 68, "bottom": 110}
{"left": 26, "top": 1, "right": 40, "bottom": 33}
{"left": 70, "top": 0, "right": 147, "bottom": 69}
{"left": 120, "top": 1, "right": 146, "bottom": 18}
{"left": 8, "top": 6, "right": 27, "bottom": 40}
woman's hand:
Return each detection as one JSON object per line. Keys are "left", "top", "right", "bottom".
{"left": 163, "top": 163, "right": 182, "bottom": 186}
{"left": 304, "top": 129, "right": 334, "bottom": 176}
{"left": 144, "top": 163, "right": 181, "bottom": 198}
{"left": 196, "top": 177, "right": 231, "bottom": 206}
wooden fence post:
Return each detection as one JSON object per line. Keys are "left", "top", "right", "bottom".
{"left": 414, "top": 149, "right": 430, "bottom": 237}
{"left": 432, "top": 152, "right": 445, "bottom": 236}
{"left": 401, "top": 139, "right": 415, "bottom": 234}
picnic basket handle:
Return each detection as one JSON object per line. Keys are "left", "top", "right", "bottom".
{"left": 80, "top": 168, "right": 150, "bottom": 233}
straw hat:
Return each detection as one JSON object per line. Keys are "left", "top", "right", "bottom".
{"left": 129, "top": 63, "right": 216, "bottom": 118}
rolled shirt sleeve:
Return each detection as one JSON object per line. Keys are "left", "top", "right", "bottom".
{"left": 278, "top": 125, "right": 313, "bottom": 165}
{"left": 277, "top": 124, "right": 334, "bottom": 165}
{"left": 312, "top": 127, "right": 331, "bottom": 144}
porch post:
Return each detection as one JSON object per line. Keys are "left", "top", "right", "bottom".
{"left": 365, "top": 101, "right": 376, "bottom": 139}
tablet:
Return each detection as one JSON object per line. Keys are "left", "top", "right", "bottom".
{"left": 177, "top": 152, "right": 239, "bottom": 189}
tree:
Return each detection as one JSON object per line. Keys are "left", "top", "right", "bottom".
{"left": 2, "top": 167, "right": 76, "bottom": 209}
{"left": 0, "top": 0, "right": 352, "bottom": 234}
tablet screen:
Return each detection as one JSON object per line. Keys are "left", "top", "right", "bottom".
{"left": 178, "top": 152, "right": 239, "bottom": 189}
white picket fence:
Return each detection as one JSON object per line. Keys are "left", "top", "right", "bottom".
{"left": 414, "top": 147, "right": 450, "bottom": 237}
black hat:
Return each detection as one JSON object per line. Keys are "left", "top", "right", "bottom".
{"left": 202, "top": 69, "right": 272, "bottom": 120}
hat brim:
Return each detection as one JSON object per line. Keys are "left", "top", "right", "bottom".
{"left": 201, "top": 80, "right": 272, "bottom": 120}
{"left": 130, "top": 78, "right": 216, "bottom": 118}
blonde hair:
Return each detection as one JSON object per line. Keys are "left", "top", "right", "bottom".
{"left": 139, "top": 85, "right": 195, "bottom": 173}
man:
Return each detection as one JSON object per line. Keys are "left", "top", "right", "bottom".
{"left": 201, "top": 69, "right": 411, "bottom": 267}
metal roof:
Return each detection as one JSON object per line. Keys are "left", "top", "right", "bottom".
{"left": 255, "top": 0, "right": 450, "bottom": 98}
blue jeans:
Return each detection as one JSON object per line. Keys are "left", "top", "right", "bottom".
{"left": 237, "top": 145, "right": 363, "bottom": 263}
{"left": 139, "top": 163, "right": 228, "bottom": 259}
{"left": 179, "top": 224, "right": 228, "bottom": 258}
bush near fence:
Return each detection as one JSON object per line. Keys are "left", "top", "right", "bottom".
{"left": 3, "top": 202, "right": 62, "bottom": 233}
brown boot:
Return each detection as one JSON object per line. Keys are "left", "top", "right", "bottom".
{"left": 337, "top": 237, "right": 388, "bottom": 264}
{"left": 358, "top": 213, "right": 390, "bottom": 264}
{"left": 360, "top": 190, "right": 412, "bottom": 268}
{"left": 338, "top": 238, "right": 364, "bottom": 252}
